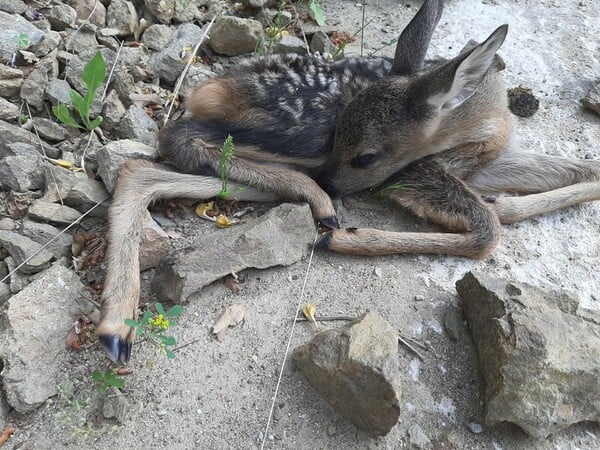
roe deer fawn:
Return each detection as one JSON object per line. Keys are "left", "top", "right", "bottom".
{"left": 97, "top": 0, "right": 600, "bottom": 362}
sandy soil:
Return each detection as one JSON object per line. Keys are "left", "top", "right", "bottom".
{"left": 6, "top": 0, "right": 600, "bottom": 449}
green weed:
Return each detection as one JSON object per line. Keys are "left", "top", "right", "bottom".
{"left": 217, "top": 135, "right": 244, "bottom": 199}
{"left": 309, "top": 0, "right": 326, "bottom": 26}
{"left": 125, "top": 302, "right": 183, "bottom": 359}
{"left": 91, "top": 369, "right": 124, "bottom": 394}
{"left": 52, "top": 51, "right": 106, "bottom": 130}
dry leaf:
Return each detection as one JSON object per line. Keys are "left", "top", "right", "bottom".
{"left": 53, "top": 159, "right": 74, "bottom": 169}
{"left": 212, "top": 304, "right": 247, "bottom": 341}
{"left": 215, "top": 214, "right": 234, "bottom": 228}
{"left": 195, "top": 201, "right": 216, "bottom": 221}
{"left": 303, "top": 304, "right": 318, "bottom": 327}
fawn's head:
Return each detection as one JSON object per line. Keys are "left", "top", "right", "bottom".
{"left": 321, "top": 0, "right": 509, "bottom": 196}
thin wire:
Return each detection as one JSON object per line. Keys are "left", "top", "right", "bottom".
{"left": 260, "top": 227, "right": 320, "bottom": 449}
{"left": 0, "top": 196, "right": 108, "bottom": 284}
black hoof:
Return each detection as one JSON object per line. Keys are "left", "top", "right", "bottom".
{"left": 314, "top": 231, "right": 333, "bottom": 249}
{"left": 99, "top": 334, "right": 131, "bottom": 364}
{"left": 318, "top": 216, "right": 340, "bottom": 230}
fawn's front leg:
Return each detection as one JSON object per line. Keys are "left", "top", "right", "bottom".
{"left": 317, "top": 158, "right": 501, "bottom": 258}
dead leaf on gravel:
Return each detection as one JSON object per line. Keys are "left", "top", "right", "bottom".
{"left": 224, "top": 274, "right": 241, "bottom": 294}
{"left": 212, "top": 304, "right": 247, "bottom": 341}
{"left": 302, "top": 304, "right": 319, "bottom": 329}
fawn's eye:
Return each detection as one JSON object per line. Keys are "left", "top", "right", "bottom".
{"left": 350, "top": 152, "right": 379, "bottom": 169}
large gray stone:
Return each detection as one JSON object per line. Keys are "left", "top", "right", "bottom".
{"left": 0, "top": 11, "right": 45, "bottom": 65}
{"left": 145, "top": 0, "right": 175, "bottom": 24}
{"left": 46, "top": 4, "right": 77, "bottom": 31}
{"left": 292, "top": 312, "right": 402, "bottom": 436}
{"left": 141, "top": 24, "right": 175, "bottom": 52}
{"left": 28, "top": 200, "right": 82, "bottom": 226}
{"left": 0, "top": 265, "right": 94, "bottom": 413}
{"left": 152, "top": 203, "right": 316, "bottom": 303}
{"left": 21, "top": 220, "right": 73, "bottom": 259}
{"left": 65, "top": 0, "right": 107, "bottom": 27}
{"left": 0, "top": 230, "right": 54, "bottom": 274}
{"left": 45, "top": 78, "right": 72, "bottom": 105}
{"left": 456, "top": 271, "right": 600, "bottom": 438}
{"left": 581, "top": 83, "right": 600, "bottom": 116}
{"left": 150, "top": 22, "right": 204, "bottom": 83}
{"left": 32, "top": 117, "right": 69, "bottom": 142}
{"left": 0, "top": 120, "right": 58, "bottom": 158}
{"left": 20, "top": 51, "right": 59, "bottom": 110}
{"left": 0, "top": 154, "right": 44, "bottom": 192}
{"left": 116, "top": 104, "right": 158, "bottom": 147}
{"left": 0, "top": 64, "right": 23, "bottom": 98}
{"left": 208, "top": 16, "right": 263, "bottom": 56}
{"left": 106, "top": 0, "right": 138, "bottom": 37}
{"left": 273, "top": 35, "right": 308, "bottom": 55}
{"left": 97, "top": 139, "right": 159, "bottom": 192}
{"left": 0, "top": 0, "right": 26, "bottom": 14}
{"left": 30, "top": 30, "right": 62, "bottom": 59}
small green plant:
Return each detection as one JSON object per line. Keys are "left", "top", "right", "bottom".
{"left": 91, "top": 369, "right": 125, "bottom": 393}
{"left": 217, "top": 135, "right": 245, "bottom": 199}
{"left": 368, "top": 37, "right": 399, "bottom": 56}
{"left": 52, "top": 51, "right": 106, "bottom": 130}
{"left": 309, "top": 0, "right": 326, "bottom": 26}
{"left": 377, "top": 182, "right": 407, "bottom": 196}
{"left": 13, "top": 33, "right": 30, "bottom": 48}
{"left": 124, "top": 303, "right": 183, "bottom": 359}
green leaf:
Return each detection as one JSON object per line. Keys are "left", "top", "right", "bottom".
{"left": 106, "top": 373, "right": 125, "bottom": 389}
{"left": 165, "top": 349, "right": 176, "bottom": 359}
{"left": 124, "top": 319, "right": 139, "bottom": 328}
{"left": 82, "top": 51, "right": 106, "bottom": 97}
{"left": 165, "top": 305, "right": 183, "bottom": 318}
{"left": 309, "top": 0, "right": 326, "bottom": 26}
{"left": 70, "top": 90, "right": 87, "bottom": 116}
{"left": 98, "top": 383, "right": 108, "bottom": 393}
{"left": 141, "top": 310, "right": 153, "bottom": 325}
{"left": 155, "top": 303, "right": 165, "bottom": 316}
{"left": 91, "top": 370, "right": 104, "bottom": 382}
{"left": 160, "top": 335, "right": 176, "bottom": 346}
{"left": 89, "top": 116, "right": 103, "bottom": 129}
{"left": 52, "top": 104, "right": 81, "bottom": 128}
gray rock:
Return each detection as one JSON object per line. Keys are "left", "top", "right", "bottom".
{"left": 0, "top": 391, "right": 8, "bottom": 431}
{"left": 0, "top": 96, "right": 18, "bottom": 120}
{"left": 116, "top": 104, "right": 158, "bottom": 147}
{"left": 21, "top": 220, "right": 73, "bottom": 259}
{"left": 292, "top": 312, "right": 401, "bottom": 436}
{"left": 172, "top": 0, "right": 205, "bottom": 23}
{"left": 0, "top": 11, "right": 45, "bottom": 65}
{"left": 42, "top": 164, "right": 109, "bottom": 216}
{"left": 20, "top": 51, "right": 59, "bottom": 110}
{"left": 139, "top": 212, "right": 170, "bottom": 271}
{"left": 101, "top": 89, "right": 127, "bottom": 130}
{"left": 47, "top": 4, "right": 78, "bottom": 31}
{"left": 28, "top": 200, "right": 82, "bottom": 226}
{"left": 150, "top": 22, "right": 204, "bottom": 83}
{"left": 407, "top": 424, "right": 432, "bottom": 449}
{"left": 32, "top": 117, "right": 69, "bottom": 142}
{"left": 1, "top": 142, "right": 38, "bottom": 158}
{"left": 110, "top": 67, "right": 135, "bottom": 108}
{"left": 101, "top": 387, "right": 132, "bottom": 424}
{"left": 0, "top": 0, "right": 26, "bottom": 14}
{"left": 0, "top": 64, "right": 23, "bottom": 98}
{"left": 65, "top": 0, "right": 107, "bottom": 27}
{"left": 0, "top": 120, "right": 58, "bottom": 158}
{"left": 443, "top": 306, "right": 465, "bottom": 341}
{"left": 273, "top": 35, "right": 308, "bottom": 55}
{"left": 141, "top": 24, "right": 175, "bottom": 51}
{"left": 0, "top": 154, "right": 44, "bottom": 192}
{"left": 242, "top": 0, "right": 276, "bottom": 8}
{"left": 310, "top": 31, "right": 336, "bottom": 55}
{"left": 581, "top": 83, "right": 600, "bottom": 116}
{"left": 0, "top": 218, "right": 16, "bottom": 231}
{"left": 30, "top": 30, "right": 62, "bottom": 58}
{"left": 0, "top": 265, "right": 94, "bottom": 413}
{"left": 152, "top": 203, "right": 316, "bottom": 303}
{"left": 0, "top": 282, "right": 11, "bottom": 303}
{"left": 106, "top": 0, "right": 138, "bottom": 37}
{"left": 45, "top": 79, "right": 72, "bottom": 105}
{"left": 208, "top": 16, "right": 263, "bottom": 56}
{"left": 97, "top": 139, "right": 159, "bottom": 192}
{"left": 0, "top": 230, "right": 54, "bottom": 274}
{"left": 256, "top": 9, "right": 293, "bottom": 28}
{"left": 456, "top": 271, "right": 600, "bottom": 438}
{"left": 4, "top": 257, "right": 29, "bottom": 293}
{"left": 145, "top": 0, "right": 175, "bottom": 24}
{"left": 64, "top": 24, "right": 99, "bottom": 55}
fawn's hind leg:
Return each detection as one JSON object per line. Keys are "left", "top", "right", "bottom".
{"left": 97, "top": 160, "right": 278, "bottom": 363}
{"left": 468, "top": 152, "right": 600, "bottom": 223}
{"left": 317, "top": 159, "right": 502, "bottom": 258}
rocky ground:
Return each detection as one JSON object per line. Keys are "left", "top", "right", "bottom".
{"left": 0, "top": 0, "right": 599, "bottom": 449}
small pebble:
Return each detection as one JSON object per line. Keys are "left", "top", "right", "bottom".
{"left": 157, "top": 409, "right": 167, "bottom": 417}
{"left": 327, "top": 425, "right": 337, "bottom": 436}
{"left": 414, "top": 294, "right": 425, "bottom": 301}
{"left": 374, "top": 267, "right": 383, "bottom": 277}
{"left": 467, "top": 422, "right": 484, "bottom": 434}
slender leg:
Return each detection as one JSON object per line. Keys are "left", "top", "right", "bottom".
{"left": 317, "top": 159, "right": 501, "bottom": 258}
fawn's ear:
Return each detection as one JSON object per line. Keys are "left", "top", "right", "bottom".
{"left": 426, "top": 25, "right": 508, "bottom": 110}
{"left": 391, "top": 0, "right": 444, "bottom": 76}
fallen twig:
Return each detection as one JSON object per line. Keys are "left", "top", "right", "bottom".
{"left": 295, "top": 315, "right": 356, "bottom": 322}
{"left": 0, "top": 426, "right": 16, "bottom": 447}
{"left": 397, "top": 332, "right": 427, "bottom": 361}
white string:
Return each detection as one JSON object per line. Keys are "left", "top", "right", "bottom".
{"left": 260, "top": 227, "right": 320, "bottom": 449}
